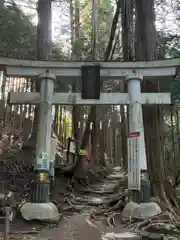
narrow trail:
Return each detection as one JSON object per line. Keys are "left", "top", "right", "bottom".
{"left": 51, "top": 167, "right": 126, "bottom": 240}
{"left": 9, "top": 167, "right": 129, "bottom": 240}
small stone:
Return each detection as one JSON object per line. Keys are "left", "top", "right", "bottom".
{"left": 122, "top": 202, "right": 140, "bottom": 221}
{"left": 20, "top": 202, "right": 60, "bottom": 224}
{"left": 122, "top": 202, "right": 161, "bottom": 220}
{"left": 101, "top": 232, "right": 141, "bottom": 240}
{"left": 132, "top": 202, "right": 162, "bottom": 219}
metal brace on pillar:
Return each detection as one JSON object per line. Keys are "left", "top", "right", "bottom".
{"left": 30, "top": 70, "right": 55, "bottom": 203}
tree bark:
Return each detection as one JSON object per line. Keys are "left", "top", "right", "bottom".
{"left": 135, "top": 0, "right": 177, "bottom": 206}
{"left": 121, "top": 0, "right": 134, "bottom": 169}
{"left": 70, "top": 0, "right": 81, "bottom": 143}
{"left": 24, "top": 0, "right": 52, "bottom": 148}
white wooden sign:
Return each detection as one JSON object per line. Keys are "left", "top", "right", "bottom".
{"left": 127, "top": 132, "right": 141, "bottom": 190}
{"left": 69, "top": 140, "right": 77, "bottom": 154}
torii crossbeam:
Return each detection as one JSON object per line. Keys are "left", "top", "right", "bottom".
{"left": 3, "top": 57, "right": 178, "bottom": 203}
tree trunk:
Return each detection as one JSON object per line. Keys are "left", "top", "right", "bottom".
{"left": 73, "top": 0, "right": 81, "bottom": 142}
{"left": 135, "top": 0, "right": 177, "bottom": 206}
{"left": 121, "top": 0, "right": 134, "bottom": 170}
{"left": 176, "top": 109, "right": 180, "bottom": 170}
{"left": 24, "top": 0, "right": 52, "bottom": 148}
{"left": 74, "top": 0, "right": 121, "bottom": 178}
{"left": 70, "top": 0, "right": 81, "bottom": 142}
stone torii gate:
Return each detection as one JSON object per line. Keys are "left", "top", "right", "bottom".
{"left": 1, "top": 57, "right": 178, "bottom": 221}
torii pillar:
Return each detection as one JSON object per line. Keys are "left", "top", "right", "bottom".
{"left": 125, "top": 73, "right": 148, "bottom": 201}
{"left": 30, "top": 70, "right": 55, "bottom": 203}
{"left": 19, "top": 70, "right": 60, "bottom": 223}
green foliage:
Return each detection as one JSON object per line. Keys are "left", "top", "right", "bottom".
{"left": 167, "top": 39, "right": 180, "bottom": 104}
{"left": 0, "top": 3, "right": 37, "bottom": 59}
{"left": 0, "top": 0, "right": 113, "bottom": 61}
{"left": 156, "top": 35, "right": 180, "bottom": 104}
{"left": 171, "top": 77, "right": 180, "bottom": 104}
{"left": 166, "top": 39, "right": 180, "bottom": 59}
{"left": 52, "top": 43, "right": 69, "bottom": 60}
{"left": 0, "top": 3, "right": 66, "bottom": 60}
{"left": 73, "top": 0, "right": 114, "bottom": 60}
{"left": 57, "top": 111, "right": 72, "bottom": 138}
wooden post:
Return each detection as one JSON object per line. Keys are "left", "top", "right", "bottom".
{"left": 4, "top": 207, "right": 10, "bottom": 240}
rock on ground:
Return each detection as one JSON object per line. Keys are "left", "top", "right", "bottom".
{"left": 101, "top": 232, "right": 141, "bottom": 240}
{"left": 20, "top": 202, "right": 60, "bottom": 224}
{"left": 122, "top": 202, "right": 162, "bottom": 221}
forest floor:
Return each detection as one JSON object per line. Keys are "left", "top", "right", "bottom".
{"left": 0, "top": 148, "right": 179, "bottom": 240}
{"left": 0, "top": 166, "right": 131, "bottom": 240}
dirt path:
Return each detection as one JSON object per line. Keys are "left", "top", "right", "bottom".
{"left": 2, "top": 167, "right": 127, "bottom": 240}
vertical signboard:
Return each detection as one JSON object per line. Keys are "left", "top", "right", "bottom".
{"left": 127, "top": 132, "right": 141, "bottom": 190}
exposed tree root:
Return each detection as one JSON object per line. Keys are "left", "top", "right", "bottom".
{"left": 106, "top": 212, "right": 116, "bottom": 227}
{"left": 123, "top": 211, "right": 180, "bottom": 234}
{"left": 164, "top": 180, "right": 180, "bottom": 208}
{"left": 76, "top": 180, "right": 122, "bottom": 195}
